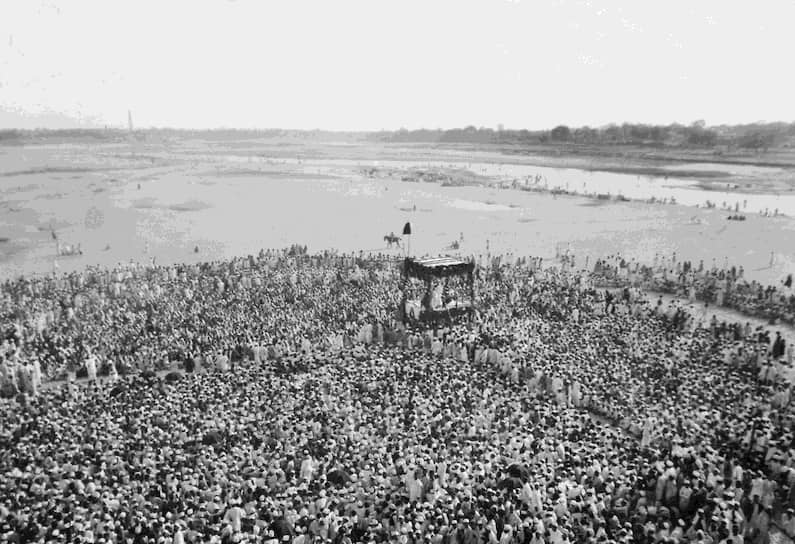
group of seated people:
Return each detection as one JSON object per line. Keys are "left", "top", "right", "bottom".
{"left": 0, "top": 248, "right": 794, "bottom": 543}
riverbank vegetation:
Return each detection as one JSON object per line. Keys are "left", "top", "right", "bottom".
{"left": 377, "top": 121, "right": 795, "bottom": 152}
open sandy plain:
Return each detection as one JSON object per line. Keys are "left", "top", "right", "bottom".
{"left": 1, "top": 136, "right": 794, "bottom": 285}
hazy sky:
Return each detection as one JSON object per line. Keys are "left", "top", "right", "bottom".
{"left": 1, "top": 0, "right": 794, "bottom": 131}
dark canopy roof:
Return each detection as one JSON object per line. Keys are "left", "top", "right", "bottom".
{"left": 403, "top": 257, "right": 475, "bottom": 280}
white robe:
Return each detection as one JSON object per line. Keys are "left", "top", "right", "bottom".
{"left": 86, "top": 356, "right": 98, "bottom": 381}
{"left": 216, "top": 355, "right": 229, "bottom": 372}
{"left": 300, "top": 458, "right": 315, "bottom": 481}
{"left": 109, "top": 361, "right": 119, "bottom": 382}
{"left": 32, "top": 360, "right": 42, "bottom": 390}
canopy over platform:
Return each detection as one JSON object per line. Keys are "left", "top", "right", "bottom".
{"left": 400, "top": 257, "right": 475, "bottom": 323}
{"left": 403, "top": 257, "right": 475, "bottom": 280}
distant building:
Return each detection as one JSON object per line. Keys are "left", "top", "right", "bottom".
{"left": 497, "top": 124, "right": 504, "bottom": 132}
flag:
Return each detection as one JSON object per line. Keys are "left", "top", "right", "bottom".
{"left": 402, "top": 222, "right": 412, "bottom": 236}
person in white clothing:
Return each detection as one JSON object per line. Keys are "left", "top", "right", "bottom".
{"left": 85, "top": 351, "right": 98, "bottom": 382}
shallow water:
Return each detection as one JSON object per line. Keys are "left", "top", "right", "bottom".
{"left": 256, "top": 155, "right": 795, "bottom": 217}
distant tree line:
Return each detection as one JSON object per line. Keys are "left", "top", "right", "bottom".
{"left": 3, "top": 123, "right": 795, "bottom": 152}
{"left": 376, "top": 121, "right": 795, "bottom": 151}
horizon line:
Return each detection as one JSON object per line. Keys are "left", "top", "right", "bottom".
{"left": 3, "top": 120, "right": 795, "bottom": 134}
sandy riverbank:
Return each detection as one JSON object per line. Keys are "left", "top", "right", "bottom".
{"left": 1, "top": 138, "right": 794, "bottom": 285}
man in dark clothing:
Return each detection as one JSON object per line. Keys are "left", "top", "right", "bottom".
{"left": 690, "top": 482, "right": 708, "bottom": 513}
{"left": 184, "top": 352, "right": 196, "bottom": 373}
{"left": 271, "top": 515, "right": 294, "bottom": 541}
{"left": 773, "top": 332, "right": 786, "bottom": 359}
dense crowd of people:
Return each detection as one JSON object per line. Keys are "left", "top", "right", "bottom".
{"left": 586, "top": 254, "right": 795, "bottom": 326}
{"left": 1, "top": 248, "right": 795, "bottom": 544}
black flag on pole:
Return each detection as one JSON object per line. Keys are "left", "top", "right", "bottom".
{"left": 402, "top": 222, "right": 412, "bottom": 236}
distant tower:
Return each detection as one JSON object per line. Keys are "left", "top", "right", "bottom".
{"left": 128, "top": 110, "right": 136, "bottom": 157}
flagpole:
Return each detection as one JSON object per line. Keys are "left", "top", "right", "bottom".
{"left": 402, "top": 221, "right": 412, "bottom": 259}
